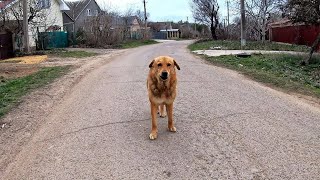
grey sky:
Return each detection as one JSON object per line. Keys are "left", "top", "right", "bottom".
{"left": 95, "top": 0, "right": 229, "bottom": 22}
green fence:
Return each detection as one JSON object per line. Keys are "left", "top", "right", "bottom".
{"left": 37, "top": 31, "right": 68, "bottom": 50}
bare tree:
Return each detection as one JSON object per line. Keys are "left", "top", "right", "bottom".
{"left": 84, "top": 11, "right": 124, "bottom": 47}
{"left": 231, "top": 0, "right": 284, "bottom": 42}
{"left": 190, "top": 0, "right": 219, "bottom": 40}
{"left": 0, "top": 0, "right": 58, "bottom": 50}
{"left": 285, "top": 0, "right": 320, "bottom": 65}
{"left": 122, "top": 7, "right": 134, "bottom": 40}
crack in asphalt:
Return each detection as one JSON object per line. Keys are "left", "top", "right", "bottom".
{"left": 37, "top": 118, "right": 151, "bottom": 143}
{"left": 101, "top": 80, "right": 217, "bottom": 84}
{"left": 37, "top": 112, "right": 253, "bottom": 143}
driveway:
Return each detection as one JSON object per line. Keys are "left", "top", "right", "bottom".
{"left": 2, "top": 40, "right": 320, "bottom": 179}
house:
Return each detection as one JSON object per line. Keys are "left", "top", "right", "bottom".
{"left": 159, "top": 29, "right": 181, "bottom": 39}
{"left": 62, "top": 0, "right": 102, "bottom": 38}
{"left": 113, "top": 15, "right": 146, "bottom": 39}
{"left": 0, "top": 0, "right": 69, "bottom": 49}
{"left": 269, "top": 19, "right": 319, "bottom": 48}
{"left": 149, "top": 22, "right": 181, "bottom": 39}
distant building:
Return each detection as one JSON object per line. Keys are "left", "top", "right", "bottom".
{"left": 159, "top": 29, "right": 181, "bottom": 39}
{"left": 62, "top": 0, "right": 102, "bottom": 35}
{"left": 150, "top": 22, "right": 181, "bottom": 39}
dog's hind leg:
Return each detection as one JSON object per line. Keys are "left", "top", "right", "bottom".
{"left": 159, "top": 104, "right": 167, "bottom": 118}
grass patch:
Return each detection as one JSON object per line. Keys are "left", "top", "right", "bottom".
{"left": 0, "top": 66, "right": 70, "bottom": 119}
{"left": 45, "top": 49, "right": 97, "bottom": 58}
{"left": 119, "top": 39, "right": 159, "bottom": 49}
{"left": 203, "top": 53, "right": 320, "bottom": 98}
{"left": 52, "top": 50, "right": 97, "bottom": 58}
{"left": 189, "top": 39, "right": 310, "bottom": 52}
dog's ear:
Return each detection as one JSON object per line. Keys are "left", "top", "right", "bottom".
{"left": 174, "top": 60, "right": 180, "bottom": 70}
{"left": 149, "top": 59, "right": 155, "bottom": 68}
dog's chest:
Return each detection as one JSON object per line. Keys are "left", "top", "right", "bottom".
{"left": 150, "top": 81, "right": 176, "bottom": 102}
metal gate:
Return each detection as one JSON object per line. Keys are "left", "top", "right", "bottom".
{"left": 0, "top": 32, "right": 14, "bottom": 60}
{"left": 37, "top": 31, "right": 68, "bottom": 50}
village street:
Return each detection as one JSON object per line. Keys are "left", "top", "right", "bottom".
{"left": 1, "top": 40, "right": 320, "bottom": 179}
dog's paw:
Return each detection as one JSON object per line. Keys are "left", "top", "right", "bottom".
{"left": 149, "top": 132, "right": 158, "bottom": 140}
{"left": 168, "top": 126, "right": 176, "bottom": 132}
{"left": 159, "top": 113, "right": 167, "bottom": 118}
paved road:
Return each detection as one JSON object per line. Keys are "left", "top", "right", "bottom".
{"left": 3, "top": 40, "right": 320, "bottom": 179}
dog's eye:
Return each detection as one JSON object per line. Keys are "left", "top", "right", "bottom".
{"left": 158, "top": 63, "right": 162, "bottom": 67}
{"left": 167, "top": 64, "right": 171, "bottom": 67}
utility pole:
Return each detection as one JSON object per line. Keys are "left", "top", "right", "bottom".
{"left": 143, "top": 0, "right": 147, "bottom": 39}
{"left": 240, "top": 0, "right": 246, "bottom": 48}
{"left": 23, "top": 0, "right": 29, "bottom": 52}
{"left": 226, "top": 0, "right": 230, "bottom": 39}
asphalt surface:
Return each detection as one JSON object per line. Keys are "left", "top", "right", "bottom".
{"left": 3, "top": 40, "right": 320, "bottom": 179}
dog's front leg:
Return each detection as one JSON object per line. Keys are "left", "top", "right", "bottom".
{"left": 149, "top": 102, "right": 158, "bottom": 140}
{"left": 166, "top": 103, "right": 176, "bottom": 132}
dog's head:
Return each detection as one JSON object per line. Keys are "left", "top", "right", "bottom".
{"left": 149, "top": 56, "right": 180, "bottom": 81}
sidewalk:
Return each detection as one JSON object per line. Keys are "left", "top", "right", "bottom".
{"left": 193, "top": 49, "right": 305, "bottom": 57}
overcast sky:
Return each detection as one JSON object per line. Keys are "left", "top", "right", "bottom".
{"left": 71, "top": 0, "right": 230, "bottom": 22}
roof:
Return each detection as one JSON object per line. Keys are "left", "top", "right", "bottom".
{"left": 126, "top": 16, "right": 138, "bottom": 25}
{"left": 110, "top": 15, "right": 139, "bottom": 27}
{"left": 64, "top": 0, "right": 100, "bottom": 21}
{"left": 160, "top": 29, "right": 180, "bottom": 32}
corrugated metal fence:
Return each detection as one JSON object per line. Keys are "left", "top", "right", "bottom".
{"left": 37, "top": 31, "right": 68, "bottom": 50}
{"left": 270, "top": 25, "right": 320, "bottom": 48}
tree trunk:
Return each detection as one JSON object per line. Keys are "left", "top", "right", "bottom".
{"left": 302, "top": 32, "right": 320, "bottom": 65}
{"left": 210, "top": 24, "right": 217, "bottom": 40}
{"left": 262, "top": 19, "right": 266, "bottom": 42}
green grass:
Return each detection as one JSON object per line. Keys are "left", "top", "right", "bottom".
{"left": 203, "top": 54, "right": 320, "bottom": 98}
{"left": 51, "top": 50, "right": 97, "bottom": 58}
{"left": 119, "top": 39, "right": 159, "bottom": 49}
{"left": 0, "top": 66, "right": 70, "bottom": 119}
{"left": 188, "top": 39, "right": 310, "bottom": 52}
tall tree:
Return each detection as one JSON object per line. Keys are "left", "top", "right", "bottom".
{"left": 0, "top": 0, "right": 58, "bottom": 51}
{"left": 191, "top": 0, "right": 219, "bottom": 40}
{"left": 286, "top": 0, "right": 320, "bottom": 65}
{"left": 232, "top": 0, "right": 283, "bottom": 42}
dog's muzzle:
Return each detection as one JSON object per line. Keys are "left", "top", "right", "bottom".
{"left": 160, "top": 71, "right": 168, "bottom": 80}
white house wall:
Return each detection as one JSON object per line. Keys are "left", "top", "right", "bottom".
{"left": 4, "top": 0, "right": 64, "bottom": 47}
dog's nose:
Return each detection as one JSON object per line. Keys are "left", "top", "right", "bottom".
{"left": 161, "top": 71, "right": 168, "bottom": 78}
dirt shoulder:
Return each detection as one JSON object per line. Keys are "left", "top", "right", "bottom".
{"left": 0, "top": 48, "right": 127, "bottom": 174}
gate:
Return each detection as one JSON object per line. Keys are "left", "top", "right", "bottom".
{"left": 0, "top": 32, "right": 14, "bottom": 60}
{"left": 37, "top": 31, "right": 68, "bottom": 50}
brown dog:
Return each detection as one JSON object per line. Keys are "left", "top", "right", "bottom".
{"left": 147, "top": 56, "right": 180, "bottom": 140}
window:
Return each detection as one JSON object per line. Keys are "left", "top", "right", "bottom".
{"left": 94, "top": 10, "right": 98, "bottom": 16}
{"left": 87, "top": 9, "right": 91, "bottom": 16}
{"left": 37, "top": 0, "right": 51, "bottom": 9}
